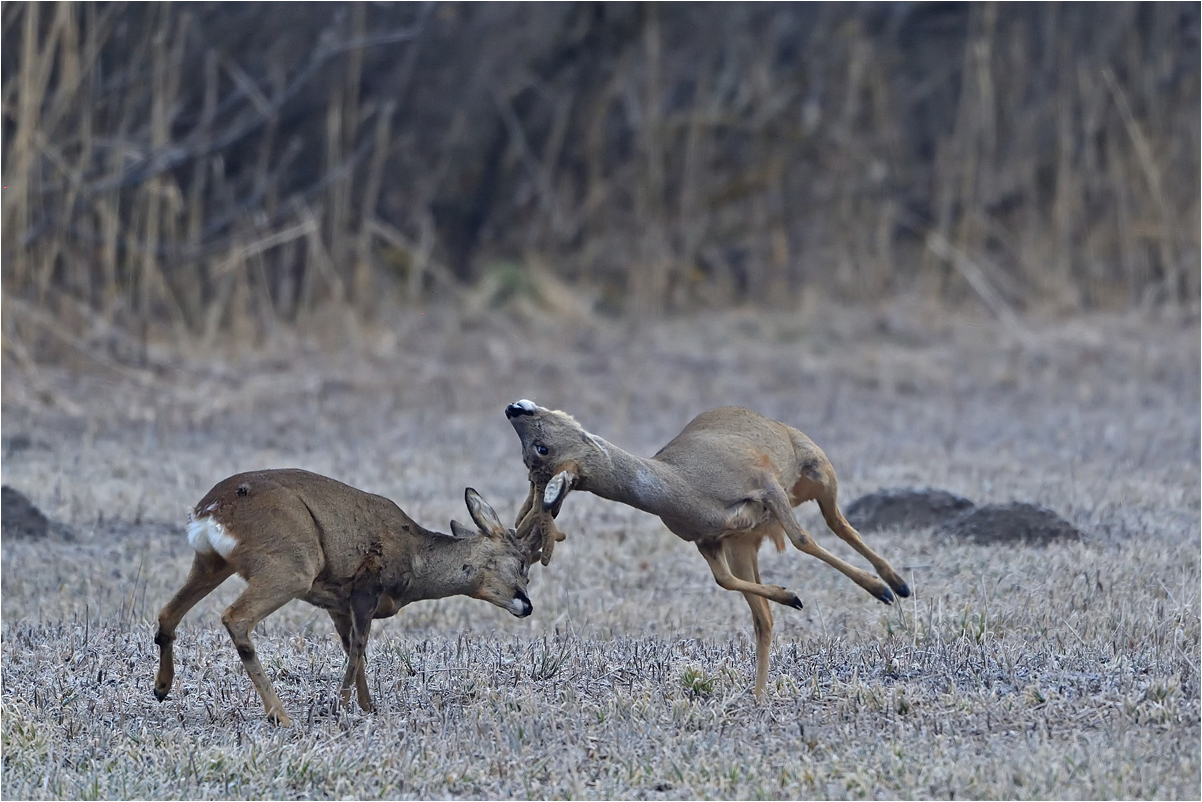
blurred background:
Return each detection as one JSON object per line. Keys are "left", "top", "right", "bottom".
{"left": 2, "top": 1, "right": 1199, "bottom": 359}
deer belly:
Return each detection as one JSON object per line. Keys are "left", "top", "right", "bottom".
{"left": 722, "top": 500, "right": 774, "bottom": 532}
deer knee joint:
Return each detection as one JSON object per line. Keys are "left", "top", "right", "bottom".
{"left": 714, "top": 575, "right": 739, "bottom": 591}
{"left": 222, "top": 615, "right": 253, "bottom": 647}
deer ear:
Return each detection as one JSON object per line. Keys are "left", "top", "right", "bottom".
{"left": 542, "top": 470, "right": 576, "bottom": 511}
{"left": 464, "top": 487, "right": 505, "bottom": 538}
{"left": 449, "top": 520, "right": 477, "bottom": 539}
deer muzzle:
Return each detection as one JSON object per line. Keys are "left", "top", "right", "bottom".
{"left": 508, "top": 589, "right": 533, "bottom": 617}
{"left": 505, "top": 400, "right": 538, "bottom": 418}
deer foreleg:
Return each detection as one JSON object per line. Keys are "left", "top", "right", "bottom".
{"left": 725, "top": 539, "right": 775, "bottom": 697}
{"left": 339, "top": 589, "right": 377, "bottom": 713}
{"left": 329, "top": 610, "right": 371, "bottom": 712}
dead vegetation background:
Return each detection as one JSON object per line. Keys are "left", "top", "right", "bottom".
{"left": 1, "top": 1, "right": 1199, "bottom": 360}
{"left": 2, "top": 2, "right": 1200, "bottom": 800}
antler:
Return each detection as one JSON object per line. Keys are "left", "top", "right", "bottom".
{"left": 515, "top": 478, "right": 567, "bottom": 565}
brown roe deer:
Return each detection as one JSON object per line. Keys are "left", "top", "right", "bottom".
{"left": 153, "top": 469, "right": 537, "bottom": 726}
{"left": 505, "top": 400, "right": 909, "bottom": 696}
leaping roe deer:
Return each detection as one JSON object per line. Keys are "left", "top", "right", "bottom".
{"left": 154, "top": 469, "right": 538, "bottom": 726}
{"left": 506, "top": 400, "right": 910, "bottom": 696}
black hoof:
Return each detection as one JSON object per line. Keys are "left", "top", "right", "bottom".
{"left": 893, "top": 581, "right": 911, "bottom": 598}
{"left": 788, "top": 594, "right": 804, "bottom": 610}
{"left": 154, "top": 688, "right": 168, "bottom": 702}
{"left": 875, "top": 587, "right": 895, "bottom": 605}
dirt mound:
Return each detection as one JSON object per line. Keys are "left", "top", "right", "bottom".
{"left": 845, "top": 487, "right": 975, "bottom": 532}
{"left": 1, "top": 486, "right": 72, "bottom": 541}
{"left": 939, "top": 502, "right": 1083, "bottom": 545}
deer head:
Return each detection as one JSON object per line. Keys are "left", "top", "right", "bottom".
{"left": 451, "top": 487, "right": 539, "bottom": 615}
{"left": 506, "top": 399, "right": 604, "bottom": 563}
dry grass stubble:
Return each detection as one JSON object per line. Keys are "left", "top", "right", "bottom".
{"left": 2, "top": 304, "right": 1199, "bottom": 798}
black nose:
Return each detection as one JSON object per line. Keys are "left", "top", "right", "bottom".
{"left": 506, "top": 403, "right": 535, "bottom": 419}
{"left": 515, "top": 589, "right": 533, "bottom": 617}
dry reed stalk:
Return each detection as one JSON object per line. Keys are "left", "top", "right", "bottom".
{"left": 633, "top": 3, "right": 669, "bottom": 319}
{"left": 923, "top": 229, "right": 1021, "bottom": 335}
{"left": 764, "top": 156, "right": 790, "bottom": 306}
{"left": 210, "top": 220, "right": 317, "bottom": 277}
{"left": 675, "top": 63, "right": 711, "bottom": 294}
{"left": 410, "top": 212, "right": 435, "bottom": 304}
{"left": 323, "top": 86, "right": 348, "bottom": 282}
{"left": 353, "top": 101, "right": 395, "bottom": 307}
{"left": 301, "top": 204, "right": 346, "bottom": 306}
{"left": 537, "top": 93, "right": 575, "bottom": 249}
{"left": 5, "top": 297, "right": 157, "bottom": 391}
{"left": 5, "top": 2, "right": 45, "bottom": 289}
{"left": 177, "top": 50, "right": 218, "bottom": 329}
{"left": 325, "top": 5, "right": 366, "bottom": 286}
{"left": 367, "top": 216, "right": 450, "bottom": 307}
{"left": 1103, "top": 67, "right": 1181, "bottom": 298}
{"left": 138, "top": 25, "right": 168, "bottom": 338}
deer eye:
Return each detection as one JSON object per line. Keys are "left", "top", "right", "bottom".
{"left": 535, "top": 444, "right": 549, "bottom": 456}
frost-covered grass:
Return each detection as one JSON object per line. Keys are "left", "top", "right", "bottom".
{"left": 3, "top": 304, "right": 1198, "bottom": 799}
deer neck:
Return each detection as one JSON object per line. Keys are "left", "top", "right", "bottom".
{"left": 584, "top": 437, "right": 681, "bottom": 516}
{"left": 384, "top": 530, "right": 481, "bottom": 602}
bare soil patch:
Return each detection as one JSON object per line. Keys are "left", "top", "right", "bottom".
{"left": 940, "top": 502, "right": 1084, "bottom": 546}
{"left": 1, "top": 485, "right": 72, "bottom": 541}
{"left": 844, "top": 487, "right": 975, "bottom": 532}
{"left": 2, "top": 304, "right": 1198, "bottom": 799}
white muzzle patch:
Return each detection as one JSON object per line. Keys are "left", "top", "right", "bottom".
{"left": 187, "top": 515, "right": 238, "bottom": 560}
{"left": 507, "top": 594, "right": 533, "bottom": 617}
{"left": 514, "top": 399, "right": 537, "bottom": 412}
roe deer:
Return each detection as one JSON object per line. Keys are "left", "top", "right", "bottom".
{"left": 154, "top": 469, "right": 537, "bottom": 726}
{"left": 505, "top": 400, "right": 910, "bottom": 696}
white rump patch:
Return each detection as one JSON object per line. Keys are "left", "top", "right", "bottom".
{"left": 187, "top": 514, "right": 238, "bottom": 559}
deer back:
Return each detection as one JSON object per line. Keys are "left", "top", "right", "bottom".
{"left": 653, "top": 406, "right": 821, "bottom": 496}
{"left": 191, "top": 469, "right": 427, "bottom": 581}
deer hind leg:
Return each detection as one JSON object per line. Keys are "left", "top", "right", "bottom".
{"left": 817, "top": 495, "right": 910, "bottom": 597}
{"left": 328, "top": 610, "right": 371, "bottom": 713}
{"left": 725, "top": 537, "right": 775, "bottom": 697}
{"left": 154, "top": 554, "right": 235, "bottom": 702}
{"left": 221, "top": 574, "right": 312, "bottom": 727}
{"left": 697, "top": 541, "right": 802, "bottom": 609}
{"left": 763, "top": 480, "right": 897, "bottom": 604}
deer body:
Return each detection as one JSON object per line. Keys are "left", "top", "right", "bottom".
{"left": 154, "top": 469, "right": 534, "bottom": 726}
{"left": 506, "top": 401, "right": 910, "bottom": 696}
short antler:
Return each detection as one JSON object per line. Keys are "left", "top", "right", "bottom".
{"left": 515, "top": 478, "right": 567, "bottom": 565}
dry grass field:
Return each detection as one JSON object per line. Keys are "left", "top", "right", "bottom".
{"left": 2, "top": 303, "right": 1199, "bottom": 799}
